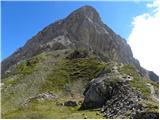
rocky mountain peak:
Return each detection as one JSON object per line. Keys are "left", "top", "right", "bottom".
{"left": 66, "top": 5, "right": 101, "bottom": 23}
{"left": 1, "top": 5, "right": 159, "bottom": 82}
{"left": 1, "top": 5, "right": 159, "bottom": 119}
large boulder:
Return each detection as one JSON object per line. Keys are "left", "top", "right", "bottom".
{"left": 80, "top": 75, "right": 130, "bottom": 109}
{"left": 80, "top": 75, "right": 145, "bottom": 118}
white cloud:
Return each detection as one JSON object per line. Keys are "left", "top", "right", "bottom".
{"left": 146, "top": 0, "right": 160, "bottom": 9}
{"left": 128, "top": 0, "right": 160, "bottom": 76}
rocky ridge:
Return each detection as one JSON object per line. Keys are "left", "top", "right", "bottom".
{"left": 1, "top": 6, "right": 159, "bottom": 119}
{"left": 2, "top": 6, "right": 158, "bottom": 82}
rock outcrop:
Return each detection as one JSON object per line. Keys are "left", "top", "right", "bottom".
{"left": 80, "top": 64, "right": 159, "bottom": 118}
{"left": 1, "top": 5, "right": 159, "bottom": 119}
{"left": 80, "top": 76, "right": 140, "bottom": 110}
{"left": 2, "top": 6, "right": 158, "bottom": 82}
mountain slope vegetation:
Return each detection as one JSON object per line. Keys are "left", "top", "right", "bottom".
{"left": 1, "top": 6, "right": 159, "bottom": 119}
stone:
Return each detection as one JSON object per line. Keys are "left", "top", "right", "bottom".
{"left": 84, "top": 116, "right": 88, "bottom": 119}
{"left": 1, "top": 5, "right": 159, "bottom": 119}
{"left": 64, "top": 101, "right": 78, "bottom": 107}
{"left": 80, "top": 72, "right": 145, "bottom": 118}
{"left": 78, "top": 100, "right": 83, "bottom": 105}
{"left": 131, "top": 112, "right": 159, "bottom": 119}
{"left": 96, "top": 112, "right": 101, "bottom": 115}
{"left": 81, "top": 75, "right": 127, "bottom": 109}
{"left": 22, "top": 92, "right": 57, "bottom": 106}
{"left": 56, "top": 101, "right": 64, "bottom": 106}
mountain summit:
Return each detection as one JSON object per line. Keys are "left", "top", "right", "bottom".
{"left": 2, "top": 6, "right": 158, "bottom": 82}
{"left": 1, "top": 6, "right": 159, "bottom": 119}
{"left": 66, "top": 6, "right": 101, "bottom": 22}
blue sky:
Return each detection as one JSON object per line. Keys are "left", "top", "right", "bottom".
{"left": 1, "top": 1, "right": 150, "bottom": 60}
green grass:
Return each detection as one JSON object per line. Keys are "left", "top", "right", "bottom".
{"left": 129, "top": 80, "right": 151, "bottom": 97}
{"left": 1, "top": 50, "right": 106, "bottom": 119}
{"left": 5, "top": 53, "right": 46, "bottom": 77}
{"left": 3, "top": 53, "right": 47, "bottom": 87}
{"left": 1, "top": 52, "right": 49, "bottom": 115}
{"left": 119, "top": 64, "right": 151, "bottom": 98}
{"left": 64, "top": 58, "right": 105, "bottom": 80}
{"left": 40, "top": 57, "right": 105, "bottom": 93}
{"left": 15, "top": 57, "right": 40, "bottom": 75}
{"left": 139, "top": 99, "right": 159, "bottom": 113}
{"left": 143, "top": 79, "right": 159, "bottom": 97}
{"left": 3, "top": 76, "right": 21, "bottom": 87}
{"left": 2, "top": 49, "right": 158, "bottom": 119}
{"left": 119, "top": 64, "right": 140, "bottom": 79}
{"left": 2, "top": 98, "right": 104, "bottom": 119}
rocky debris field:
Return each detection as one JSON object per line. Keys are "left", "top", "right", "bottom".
{"left": 80, "top": 61, "right": 159, "bottom": 119}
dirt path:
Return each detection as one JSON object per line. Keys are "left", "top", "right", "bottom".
{"left": 146, "top": 83, "right": 159, "bottom": 102}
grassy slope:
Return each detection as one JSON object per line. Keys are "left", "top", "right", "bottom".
{"left": 119, "top": 64, "right": 159, "bottom": 113}
{"left": 3, "top": 98, "right": 104, "bottom": 119}
{"left": 1, "top": 49, "right": 159, "bottom": 118}
{"left": 40, "top": 57, "right": 105, "bottom": 93}
{"left": 1, "top": 49, "right": 106, "bottom": 118}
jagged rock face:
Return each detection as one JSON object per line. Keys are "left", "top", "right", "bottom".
{"left": 1, "top": 6, "right": 158, "bottom": 80}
